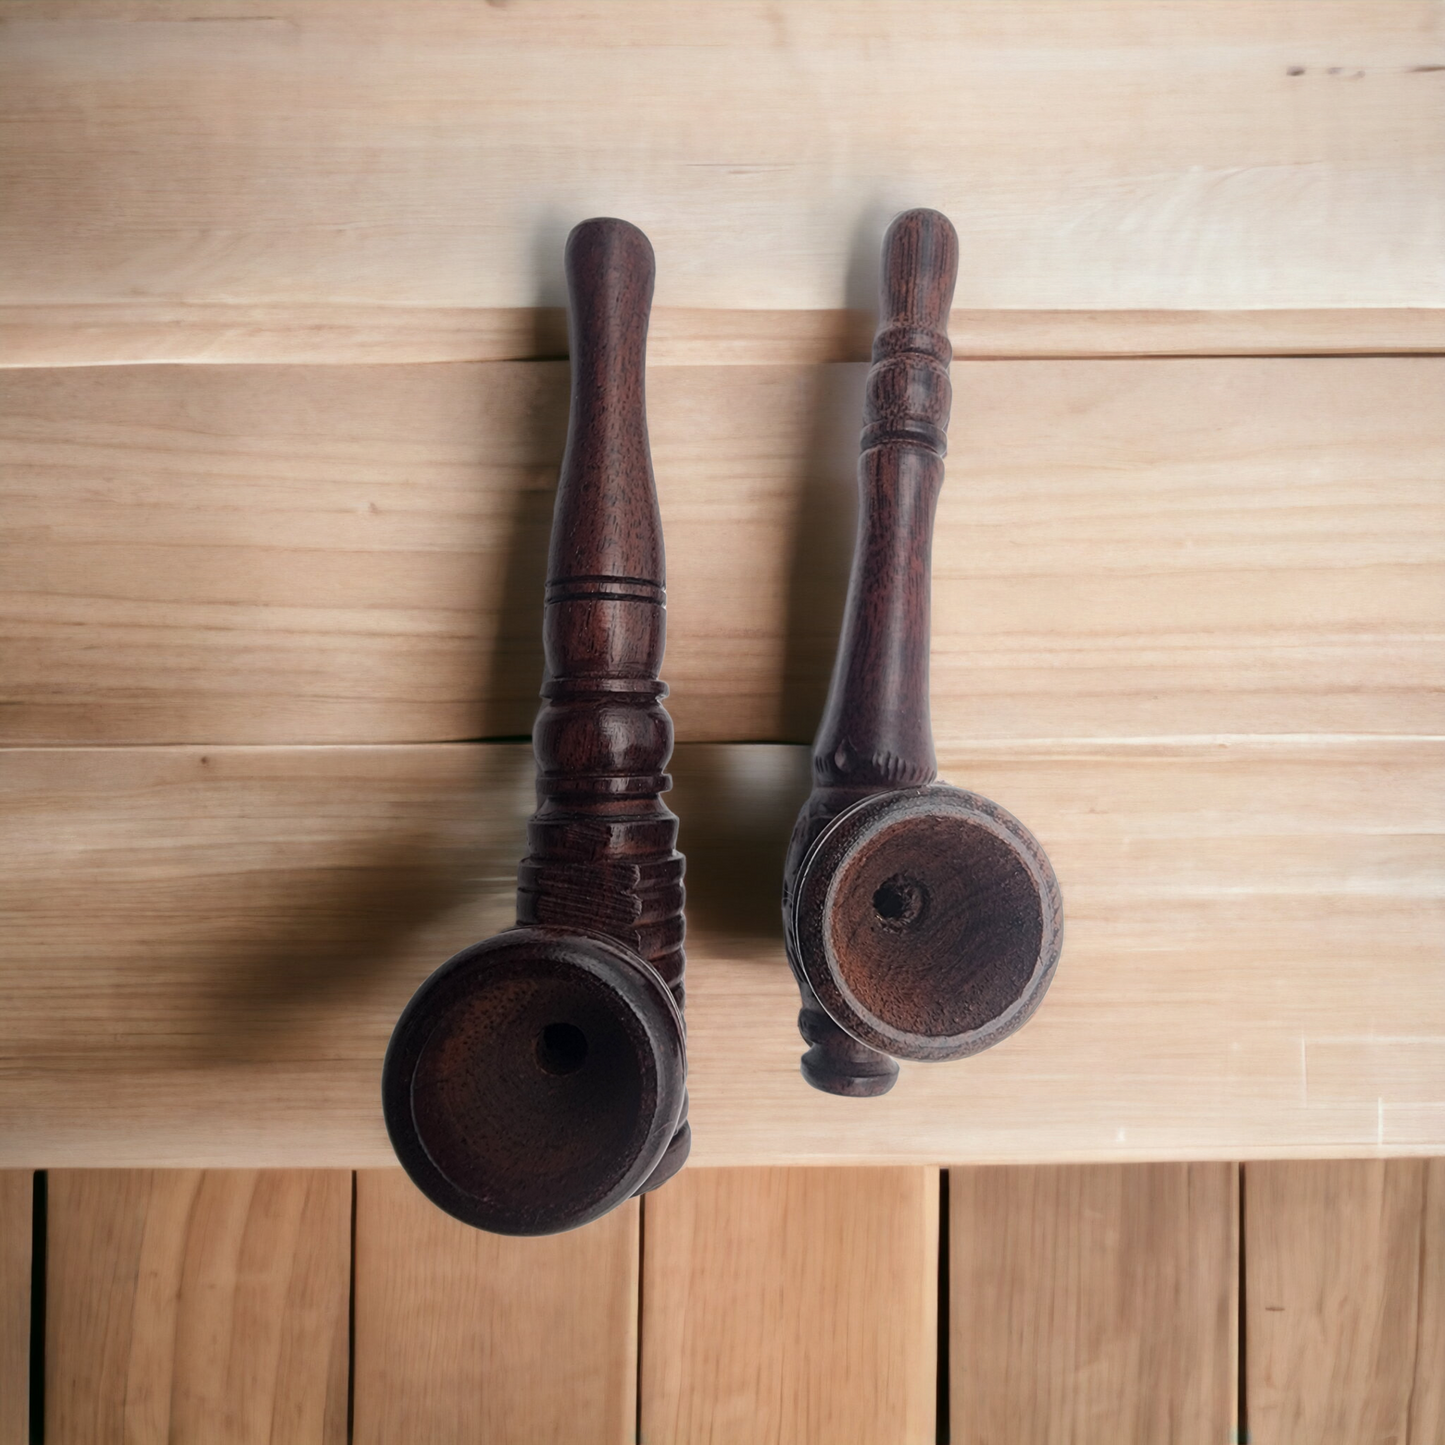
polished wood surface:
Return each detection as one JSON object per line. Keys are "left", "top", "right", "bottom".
{"left": 951, "top": 1164, "right": 1238, "bottom": 1444}
{"left": 382, "top": 220, "right": 687, "bottom": 1235}
{"left": 641, "top": 1167, "right": 938, "bottom": 1445}
{"left": 353, "top": 1173, "right": 639, "bottom": 1445}
{"left": 784, "top": 209, "right": 1060, "bottom": 1095}
{"left": 3, "top": 2, "right": 1441, "bottom": 369}
{"left": 4, "top": 356, "right": 1439, "bottom": 748}
{"left": 45, "top": 1171, "right": 349, "bottom": 1445}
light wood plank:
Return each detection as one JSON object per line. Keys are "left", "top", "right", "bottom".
{"left": 641, "top": 1166, "right": 938, "bottom": 1445}
{"left": 2, "top": 2, "right": 1441, "bottom": 367}
{"left": 353, "top": 1170, "right": 638, "bottom": 1445}
{"left": 0, "top": 1173, "right": 30, "bottom": 1445}
{"left": 1412, "top": 1159, "right": 1445, "bottom": 1442}
{"left": 46, "top": 1170, "right": 350, "bottom": 1445}
{"left": 0, "top": 739, "right": 1440, "bottom": 1168}
{"left": 950, "top": 1163, "right": 1237, "bottom": 1444}
{"left": 5, "top": 304, "right": 1442, "bottom": 370}
{"left": 0, "top": 744, "right": 522, "bottom": 1166}
{"left": 0, "top": 362, "right": 566, "bottom": 744}
{"left": 1244, "top": 1160, "right": 1437, "bottom": 1445}
{"left": 3, "top": 357, "right": 1441, "bottom": 745}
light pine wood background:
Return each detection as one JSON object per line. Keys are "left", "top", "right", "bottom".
{"left": 2, "top": 0, "right": 1442, "bottom": 366}
{"left": 1, "top": 2, "right": 1442, "bottom": 1440}
{"left": 4, "top": 1162, "right": 1444, "bottom": 1443}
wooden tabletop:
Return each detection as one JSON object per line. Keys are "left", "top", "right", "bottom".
{"left": 1, "top": 0, "right": 1442, "bottom": 1169}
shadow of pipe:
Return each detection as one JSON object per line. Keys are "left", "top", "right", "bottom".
{"left": 776, "top": 211, "right": 889, "bottom": 743}
{"left": 172, "top": 209, "right": 899, "bottom": 1061}
{"left": 777, "top": 363, "right": 864, "bottom": 743}
{"left": 472, "top": 348, "right": 569, "bottom": 740}
{"left": 668, "top": 743, "right": 810, "bottom": 949}
{"left": 185, "top": 751, "right": 534, "bottom": 1066}
{"left": 476, "top": 447, "right": 564, "bottom": 740}
{"left": 156, "top": 210, "right": 582, "bottom": 1064}
{"left": 474, "top": 208, "right": 580, "bottom": 739}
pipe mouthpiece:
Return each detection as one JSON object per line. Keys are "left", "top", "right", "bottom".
{"left": 565, "top": 217, "right": 656, "bottom": 335}
{"left": 876, "top": 208, "right": 959, "bottom": 350}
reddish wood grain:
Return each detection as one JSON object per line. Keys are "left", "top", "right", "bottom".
{"left": 785, "top": 210, "right": 1060, "bottom": 1096}
{"left": 381, "top": 219, "right": 688, "bottom": 1235}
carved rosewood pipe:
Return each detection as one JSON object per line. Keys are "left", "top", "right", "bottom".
{"left": 384, "top": 219, "right": 688, "bottom": 1234}
{"left": 783, "top": 209, "right": 1063, "bottom": 1096}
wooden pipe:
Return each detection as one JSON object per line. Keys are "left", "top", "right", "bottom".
{"left": 782, "top": 208, "right": 1063, "bottom": 1096}
{"left": 383, "top": 218, "right": 689, "bottom": 1234}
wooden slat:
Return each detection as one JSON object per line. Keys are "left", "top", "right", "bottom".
{"left": 0, "top": 739, "right": 1440, "bottom": 1168}
{"left": 1414, "top": 1159, "right": 1445, "bottom": 1442}
{"left": 46, "top": 1170, "right": 350, "bottom": 1445}
{"left": 3, "top": 357, "right": 1441, "bottom": 746}
{"left": 2, "top": 2, "right": 1442, "bottom": 366}
{"left": 0, "top": 1173, "right": 30, "bottom": 1445}
{"left": 1243, "top": 1160, "right": 1438, "bottom": 1444}
{"left": 641, "top": 1166, "right": 938, "bottom": 1445}
{"left": 5, "top": 304, "right": 1442, "bottom": 370}
{"left": 950, "top": 1163, "right": 1237, "bottom": 1444}
{"left": 352, "top": 1170, "right": 638, "bottom": 1445}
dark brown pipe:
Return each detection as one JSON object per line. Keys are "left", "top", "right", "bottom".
{"left": 383, "top": 218, "right": 688, "bottom": 1234}
{"left": 783, "top": 208, "right": 1063, "bottom": 1096}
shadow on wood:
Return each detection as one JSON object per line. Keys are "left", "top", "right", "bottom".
{"left": 777, "top": 209, "right": 894, "bottom": 743}
{"left": 186, "top": 751, "right": 525, "bottom": 1064}
{"left": 670, "top": 745, "right": 811, "bottom": 946}
{"left": 778, "top": 366, "right": 864, "bottom": 743}
{"left": 198, "top": 817, "right": 510, "bottom": 1065}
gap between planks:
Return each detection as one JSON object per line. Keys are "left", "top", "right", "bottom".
{"left": 4, "top": 306, "right": 1443, "bottom": 368}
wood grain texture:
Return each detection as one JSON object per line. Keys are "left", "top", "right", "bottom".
{"left": 352, "top": 1170, "right": 638, "bottom": 1445}
{"left": 641, "top": 1166, "right": 937, "bottom": 1445}
{"left": 0, "top": 739, "right": 1440, "bottom": 1168}
{"left": 1, "top": 2, "right": 1442, "bottom": 367}
{"left": 950, "top": 1163, "right": 1237, "bottom": 1445}
{"left": 785, "top": 208, "right": 1063, "bottom": 1096}
{"left": 0, "top": 1173, "right": 30, "bottom": 1445}
{"left": 6, "top": 305, "right": 1444, "bottom": 369}
{"left": 382, "top": 216, "right": 690, "bottom": 1235}
{"left": 1244, "top": 1160, "right": 1439, "bottom": 1445}
{"left": 46, "top": 1170, "right": 349, "bottom": 1445}
{"left": 1414, "top": 1158, "right": 1445, "bottom": 1443}
{"left": 3, "top": 357, "right": 1441, "bottom": 746}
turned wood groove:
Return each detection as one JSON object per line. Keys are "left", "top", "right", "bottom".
{"left": 783, "top": 209, "right": 1063, "bottom": 1096}
{"left": 382, "top": 219, "right": 688, "bottom": 1234}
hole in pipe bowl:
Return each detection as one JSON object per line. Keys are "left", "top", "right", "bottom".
{"left": 872, "top": 874, "right": 929, "bottom": 929}
{"left": 792, "top": 785, "right": 1063, "bottom": 1062}
{"left": 382, "top": 927, "right": 685, "bottom": 1236}
{"left": 536, "top": 1021, "right": 589, "bottom": 1076}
